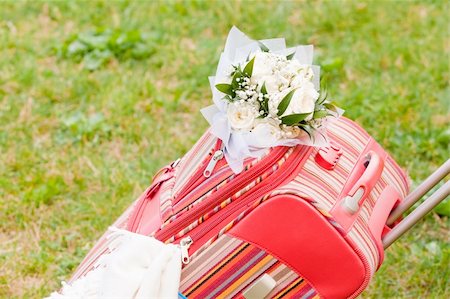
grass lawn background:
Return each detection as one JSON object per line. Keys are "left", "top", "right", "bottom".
{"left": 0, "top": 1, "right": 448, "bottom": 298}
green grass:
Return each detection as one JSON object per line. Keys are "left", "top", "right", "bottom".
{"left": 0, "top": 1, "right": 448, "bottom": 298}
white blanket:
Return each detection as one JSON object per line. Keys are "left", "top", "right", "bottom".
{"left": 47, "top": 228, "right": 182, "bottom": 299}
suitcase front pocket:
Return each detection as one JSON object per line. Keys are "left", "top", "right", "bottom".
{"left": 227, "top": 194, "right": 370, "bottom": 299}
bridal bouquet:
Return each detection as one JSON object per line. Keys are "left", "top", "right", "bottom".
{"left": 202, "top": 27, "right": 342, "bottom": 173}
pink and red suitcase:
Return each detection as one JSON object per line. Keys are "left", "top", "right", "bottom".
{"left": 68, "top": 116, "right": 425, "bottom": 298}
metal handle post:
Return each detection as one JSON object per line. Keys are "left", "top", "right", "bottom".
{"left": 383, "top": 181, "right": 450, "bottom": 249}
{"left": 387, "top": 159, "right": 450, "bottom": 226}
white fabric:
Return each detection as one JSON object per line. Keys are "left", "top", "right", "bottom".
{"left": 204, "top": 26, "right": 342, "bottom": 174}
{"left": 202, "top": 103, "right": 343, "bottom": 173}
{"left": 47, "top": 228, "right": 181, "bottom": 299}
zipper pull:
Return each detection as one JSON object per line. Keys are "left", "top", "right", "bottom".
{"left": 180, "top": 236, "right": 193, "bottom": 265}
{"left": 203, "top": 150, "right": 224, "bottom": 178}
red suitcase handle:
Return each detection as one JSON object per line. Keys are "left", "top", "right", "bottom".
{"left": 341, "top": 151, "right": 385, "bottom": 214}
{"left": 331, "top": 149, "right": 386, "bottom": 232}
{"left": 368, "top": 186, "right": 402, "bottom": 266}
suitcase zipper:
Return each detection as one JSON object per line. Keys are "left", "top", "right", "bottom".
{"left": 203, "top": 149, "right": 224, "bottom": 177}
{"left": 173, "top": 140, "right": 223, "bottom": 203}
{"left": 345, "top": 238, "right": 372, "bottom": 298}
{"left": 179, "top": 236, "right": 193, "bottom": 265}
{"left": 155, "top": 145, "right": 296, "bottom": 242}
{"left": 171, "top": 163, "right": 233, "bottom": 218}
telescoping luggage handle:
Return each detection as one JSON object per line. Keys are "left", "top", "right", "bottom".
{"left": 382, "top": 159, "right": 450, "bottom": 248}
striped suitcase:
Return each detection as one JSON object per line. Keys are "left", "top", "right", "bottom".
{"left": 69, "top": 117, "right": 411, "bottom": 298}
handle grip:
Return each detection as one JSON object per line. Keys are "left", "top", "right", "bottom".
{"left": 368, "top": 186, "right": 402, "bottom": 266}
{"left": 342, "top": 150, "right": 385, "bottom": 214}
{"left": 331, "top": 149, "right": 386, "bottom": 232}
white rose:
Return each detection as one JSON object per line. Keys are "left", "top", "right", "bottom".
{"left": 252, "top": 53, "right": 302, "bottom": 94}
{"left": 258, "top": 74, "right": 288, "bottom": 94}
{"left": 282, "top": 80, "right": 318, "bottom": 118}
{"left": 290, "top": 66, "right": 314, "bottom": 88}
{"left": 251, "top": 52, "right": 274, "bottom": 83}
{"left": 227, "top": 102, "right": 259, "bottom": 131}
{"left": 250, "top": 118, "right": 282, "bottom": 147}
{"left": 251, "top": 52, "right": 288, "bottom": 85}
{"left": 290, "top": 74, "right": 304, "bottom": 88}
{"left": 282, "top": 60, "right": 302, "bottom": 79}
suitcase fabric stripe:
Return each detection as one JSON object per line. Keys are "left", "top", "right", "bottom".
{"left": 180, "top": 235, "right": 318, "bottom": 299}
{"left": 159, "top": 176, "right": 177, "bottom": 222}
{"left": 173, "top": 131, "right": 217, "bottom": 195}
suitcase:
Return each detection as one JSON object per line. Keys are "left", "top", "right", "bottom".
{"left": 67, "top": 116, "right": 448, "bottom": 298}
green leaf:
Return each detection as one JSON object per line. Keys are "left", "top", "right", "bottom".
{"left": 67, "top": 40, "right": 88, "bottom": 57}
{"left": 319, "top": 75, "right": 328, "bottom": 92}
{"left": 435, "top": 199, "right": 450, "bottom": 217}
{"left": 314, "top": 103, "right": 322, "bottom": 111}
{"left": 258, "top": 41, "right": 270, "bottom": 52}
{"left": 231, "top": 74, "right": 241, "bottom": 91}
{"left": 78, "top": 31, "right": 110, "bottom": 50}
{"left": 286, "top": 51, "right": 295, "bottom": 60}
{"left": 230, "top": 65, "right": 243, "bottom": 90}
{"left": 215, "top": 83, "right": 233, "bottom": 95}
{"left": 317, "top": 88, "right": 328, "bottom": 105}
{"left": 280, "top": 113, "right": 311, "bottom": 125}
{"left": 231, "top": 76, "right": 239, "bottom": 90}
{"left": 131, "top": 42, "right": 155, "bottom": 59}
{"left": 261, "top": 82, "right": 267, "bottom": 94}
{"left": 243, "top": 56, "right": 255, "bottom": 77}
{"left": 83, "top": 49, "right": 112, "bottom": 70}
{"left": 223, "top": 95, "right": 233, "bottom": 102}
{"left": 277, "top": 89, "right": 296, "bottom": 116}
{"left": 259, "top": 83, "right": 269, "bottom": 116}
{"left": 313, "top": 110, "right": 329, "bottom": 119}
{"left": 324, "top": 103, "right": 338, "bottom": 113}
